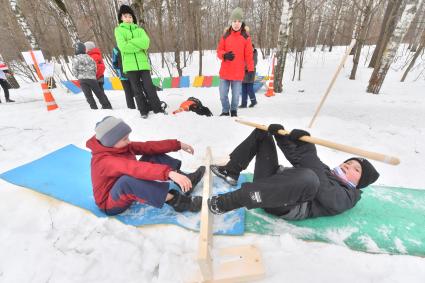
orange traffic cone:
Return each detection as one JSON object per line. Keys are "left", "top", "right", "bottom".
{"left": 41, "top": 82, "right": 59, "bottom": 111}
{"left": 265, "top": 56, "right": 275, "bottom": 97}
{"left": 29, "top": 50, "right": 59, "bottom": 111}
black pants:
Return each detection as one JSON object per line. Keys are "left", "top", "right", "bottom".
{"left": 79, "top": 79, "right": 112, "bottom": 109}
{"left": 228, "top": 129, "right": 319, "bottom": 214}
{"left": 0, "top": 79, "right": 10, "bottom": 102}
{"left": 121, "top": 79, "right": 136, "bottom": 109}
{"left": 126, "top": 70, "right": 162, "bottom": 115}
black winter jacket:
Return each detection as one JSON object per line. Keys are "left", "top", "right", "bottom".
{"left": 275, "top": 135, "right": 362, "bottom": 218}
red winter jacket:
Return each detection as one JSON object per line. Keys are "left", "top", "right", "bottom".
{"left": 217, "top": 28, "right": 254, "bottom": 81}
{"left": 86, "top": 136, "right": 181, "bottom": 210}
{"left": 87, "top": 48, "right": 105, "bottom": 79}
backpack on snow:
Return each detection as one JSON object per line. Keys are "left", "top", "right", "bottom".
{"left": 186, "top": 97, "right": 213, "bottom": 117}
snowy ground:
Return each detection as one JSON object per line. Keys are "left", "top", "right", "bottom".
{"left": 0, "top": 47, "right": 424, "bottom": 282}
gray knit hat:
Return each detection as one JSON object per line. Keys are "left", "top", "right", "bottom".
{"left": 84, "top": 41, "right": 96, "bottom": 52}
{"left": 95, "top": 116, "right": 132, "bottom": 147}
{"left": 230, "top": 7, "right": 243, "bottom": 22}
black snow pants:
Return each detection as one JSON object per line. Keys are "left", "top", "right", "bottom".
{"left": 121, "top": 79, "right": 136, "bottom": 109}
{"left": 126, "top": 70, "right": 162, "bottom": 115}
{"left": 79, "top": 79, "right": 112, "bottom": 109}
{"left": 0, "top": 79, "right": 10, "bottom": 102}
{"left": 228, "top": 129, "right": 319, "bottom": 217}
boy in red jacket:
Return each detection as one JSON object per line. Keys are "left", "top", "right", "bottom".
{"left": 86, "top": 116, "right": 205, "bottom": 215}
{"left": 85, "top": 41, "right": 106, "bottom": 90}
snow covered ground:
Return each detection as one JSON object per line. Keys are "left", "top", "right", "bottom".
{"left": 0, "top": 46, "right": 424, "bottom": 282}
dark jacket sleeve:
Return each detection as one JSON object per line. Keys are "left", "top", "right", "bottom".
{"left": 275, "top": 135, "right": 360, "bottom": 216}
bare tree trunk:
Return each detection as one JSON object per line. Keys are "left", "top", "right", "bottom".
{"left": 409, "top": 0, "right": 425, "bottom": 51}
{"left": 274, "top": 0, "right": 294, "bottom": 93}
{"left": 8, "top": 0, "right": 40, "bottom": 49}
{"left": 367, "top": 0, "right": 419, "bottom": 94}
{"left": 46, "top": 0, "right": 80, "bottom": 46}
{"left": 328, "top": 0, "right": 343, "bottom": 52}
{"left": 350, "top": 0, "right": 374, "bottom": 80}
{"left": 401, "top": 30, "right": 425, "bottom": 81}
{"left": 368, "top": 0, "right": 402, "bottom": 68}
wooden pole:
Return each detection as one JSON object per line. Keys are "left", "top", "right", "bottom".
{"left": 197, "top": 147, "right": 213, "bottom": 281}
{"left": 235, "top": 119, "right": 400, "bottom": 165}
{"left": 308, "top": 39, "right": 356, "bottom": 128}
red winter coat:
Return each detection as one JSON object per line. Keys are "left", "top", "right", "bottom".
{"left": 217, "top": 28, "right": 254, "bottom": 81}
{"left": 86, "top": 136, "right": 181, "bottom": 209}
{"left": 87, "top": 48, "right": 105, "bottom": 79}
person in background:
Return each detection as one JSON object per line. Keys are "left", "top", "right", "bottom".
{"left": 72, "top": 43, "right": 112, "bottom": 109}
{"left": 85, "top": 41, "right": 106, "bottom": 90}
{"left": 112, "top": 46, "right": 136, "bottom": 109}
{"left": 114, "top": 5, "right": 165, "bottom": 119}
{"left": 208, "top": 124, "right": 379, "bottom": 220}
{"left": 0, "top": 63, "right": 14, "bottom": 103}
{"left": 240, "top": 43, "right": 258, "bottom": 108}
{"left": 216, "top": 7, "right": 254, "bottom": 117}
{"left": 86, "top": 116, "right": 206, "bottom": 215}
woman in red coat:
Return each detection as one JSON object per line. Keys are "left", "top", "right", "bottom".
{"left": 216, "top": 7, "right": 254, "bottom": 117}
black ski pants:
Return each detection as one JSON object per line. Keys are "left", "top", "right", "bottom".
{"left": 0, "top": 79, "right": 10, "bottom": 102}
{"left": 79, "top": 79, "right": 112, "bottom": 109}
{"left": 228, "top": 129, "right": 319, "bottom": 214}
{"left": 126, "top": 70, "right": 162, "bottom": 115}
{"left": 121, "top": 79, "right": 136, "bottom": 109}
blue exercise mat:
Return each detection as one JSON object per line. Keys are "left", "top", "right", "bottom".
{"left": 103, "top": 77, "right": 113, "bottom": 90}
{"left": 0, "top": 145, "right": 245, "bottom": 235}
{"left": 61, "top": 81, "right": 81, "bottom": 94}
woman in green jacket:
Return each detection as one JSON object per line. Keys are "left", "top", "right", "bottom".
{"left": 115, "top": 5, "right": 164, "bottom": 118}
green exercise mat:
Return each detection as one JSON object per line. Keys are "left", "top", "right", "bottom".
{"left": 242, "top": 174, "right": 425, "bottom": 256}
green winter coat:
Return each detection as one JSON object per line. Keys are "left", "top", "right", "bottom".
{"left": 114, "top": 22, "right": 151, "bottom": 73}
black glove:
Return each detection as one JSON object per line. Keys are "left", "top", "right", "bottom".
{"left": 223, "top": 51, "right": 235, "bottom": 61}
{"left": 246, "top": 70, "right": 255, "bottom": 78}
{"left": 268, "top": 124, "right": 284, "bottom": 136}
{"left": 289, "top": 129, "right": 310, "bottom": 142}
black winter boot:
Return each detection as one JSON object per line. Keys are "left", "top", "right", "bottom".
{"left": 166, "top": 190, "right": 202, "bottom": 212}
{"left": 177, "top": 166, "right": 206, "bottom": 195}
{"left": 208, "top": 192, "right": 243, "bottom": 215}
{"left": 210, "top": 164, "right": 239, "bottom": 186}
{"left": 220, "top": 112, "right": 230, "bottom": 116}
{"left": 248, "top": 100, "right": 257, "bottom": 108}
{"left": 230, "top": 110, "right": 237, "bottom": 117}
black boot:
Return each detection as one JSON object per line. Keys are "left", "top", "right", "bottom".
{"left": 220, "top": 112, "right": 230, "bottom": 116}
{"left": 208, "top": 191, "right": 243, "bottom": 214}
{"left": 230, "top": 110, "right": 237, "bottom": 117}
{"left": 166, "top": 190, "right": 202, "bottom": 212}
{"left": 178, "top": 166, "right": 206, "bottom": 195}
{"left": 249, "top": 100, "right": 257, "bottom": 108}
{"left": 210, "top": 164, "right": 239, "bottom": 186}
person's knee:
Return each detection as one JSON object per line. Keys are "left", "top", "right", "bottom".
{"left": 298, "top": 168, "right": 320, "bottom": 196}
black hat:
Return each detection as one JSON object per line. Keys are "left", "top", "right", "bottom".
{"left": 118, "top": 5, "right": 137, "bottom": 24}
{"left": 75, "top": 42, "right": 86, "bottom": 55}
{"left": 344, "top": 157, "right": 379, "bottom": 189}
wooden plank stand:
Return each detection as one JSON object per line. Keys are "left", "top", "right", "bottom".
{"left": 194, "top": 147, "right": 265, "bottom": 283}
